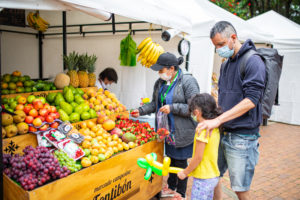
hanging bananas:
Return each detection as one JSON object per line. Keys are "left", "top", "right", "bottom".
{"left": 136, "top": 37, "right": 165, "bottom": 68}
{"left": 27, "top": 12, "right": 50, "bottom": 32}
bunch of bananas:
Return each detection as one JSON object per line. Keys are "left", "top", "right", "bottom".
{"left": 137, "top": 37, "right": 165, "bottom": 68}
{"left": 27, "top": 12, "right": 49, "bottom": 32}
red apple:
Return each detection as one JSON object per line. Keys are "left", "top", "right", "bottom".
{"left": 29, "top": 126, "right": 37, "bottom": 132}
{"left": 54, "top": 112, "right": 60, "bottom": 119}
{"left": 48, "top": 112, "right": 57, "bottom": 119}
{"left": 39, "top": 108, "right": 49, "bottom": 117}
{"left": 15, "top": 104, "right": 25, "bottom": 111}
{"left": 43, "top": 103, "right": 51, "bottom": 111}
{"left": 25, "top": 116, "right": 34, "bottom": 124}
{"left": 23, "top": 104, "right": 33, "bottom": 114}
{"left": 29, "top": 109, "right": 38, "bottom": 118}
{"left": 46, "top": 115, "right": 54, "bottom": 123}
{"left": 50, "top": 122, "right": 59, "bottom": 129}
{"left": 33, "top": 99, "right": 43, "bottom": 110}
{"left": 33, "top": 118, "right": 42, "bottom": 127}
{"left": 49, "top": 106, "right": 57, "bottom": 113}
{"left": 37, "top": 116, "right": 45, "bottom": 122}
{"left": 39, "top": 124, "right": 49, "bottom": 131}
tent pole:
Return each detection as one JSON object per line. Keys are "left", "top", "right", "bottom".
{"left": 63, "top": 11, "right": 67, "bottom": 70}
{"left": 38, "top": 31, "right": 43, "bottom": 79}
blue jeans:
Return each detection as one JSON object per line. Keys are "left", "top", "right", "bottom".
{"left": 218, "top": 132, "right": 259, "bottom": 192}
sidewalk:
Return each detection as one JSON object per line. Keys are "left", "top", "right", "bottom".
{"left": 156, "top": 122, "right": 300, "bottom": 200}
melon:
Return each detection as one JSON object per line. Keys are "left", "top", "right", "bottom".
{"left": 102, "top": 119, "right": 115, "bottom": 131}
{"left": 54, "top": 73, "right": 70, "bottom": 89}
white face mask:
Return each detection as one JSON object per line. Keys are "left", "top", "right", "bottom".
{"left": 159, "top": 69, "right": 172, "bottom": 81}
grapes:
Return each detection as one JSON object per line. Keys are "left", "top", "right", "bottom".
{"left": 3, "top": 146, "right": 71, "bottom": 191}
{"left": 54, "top": 150, "right": 82, "bottom": 173}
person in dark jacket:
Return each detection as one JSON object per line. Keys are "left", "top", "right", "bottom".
{"left": 196, "top": 21, "right": 266, "bottom": 200}
{"left": 131, "top": 52, "right": 200, "bottom": 200}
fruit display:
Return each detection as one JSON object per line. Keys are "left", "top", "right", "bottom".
{"left": 2, "top": 110, "right": 29, "bottom": 138}
{"left": 115, "top": 117, "right": 157, "bottom": 145}
{"left": 84, "top": 88, "right": 127, "bottom": 117}
{"left": 54, "top": 150, "right": 82, "bottom": 173}
{"left": 1, "top": 71, "right": 56, "bottom": 94}
{"left": 3, "top": 146, "right": 70, "bottom": 191}
{"left": 136, "top": 37, "right": 165, "bottom": 68}
{"left": 2, "top": 95, "right": 60, "bottom": 136}
{"left": 27, "top": 12, "right": 49, "bottom": 32}
{"left": 46, "top": 86, "right": 97, "bottom": 122}
{"left": 76, "top": 120, "right": 135, "bottom": 167}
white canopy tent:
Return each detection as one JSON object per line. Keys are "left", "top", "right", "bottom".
{"left": 188, "top": 0, "right": 272, "bottom": 94}
{"left": 248, "top": 11, "right": 300, "bottom": 125}
{"left": 1, "top": 0, "right": 273, "bottom": 109}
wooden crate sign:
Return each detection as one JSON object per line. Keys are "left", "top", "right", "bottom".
{"left": 4, "top": 141, "right": 164, "bottom": 200}
{"left": 2, "top": 134, "right": 37, "bottom": 155}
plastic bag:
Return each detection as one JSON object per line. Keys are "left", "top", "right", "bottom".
{"left": 157, "top": 111, "right": 169, "bottom": 131}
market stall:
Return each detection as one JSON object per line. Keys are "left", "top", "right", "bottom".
{"left": 0, "top": 1, "right": 196, "bottom": 200}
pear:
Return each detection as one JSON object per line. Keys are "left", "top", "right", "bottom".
{"left": 5, "top": 124, "right": 18, "bottom": 138}
{"left": 13, "top": 110, "right": 26, "bottom": 123}
{"left": 2, "top": 113, "right": 13, "bottom": 126}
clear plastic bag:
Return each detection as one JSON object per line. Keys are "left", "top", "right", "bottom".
{"left": 157, "top": 111, "right": 169, "bottom": 131}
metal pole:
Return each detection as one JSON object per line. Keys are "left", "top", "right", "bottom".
{"left": 62, "top": 11, "right": 67, "bottom": 70}
{"left": 38, "top": 31, "right": 43, "bottom": 79}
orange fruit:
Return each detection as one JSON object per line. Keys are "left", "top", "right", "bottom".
{"left": 82, "top": 141, "right": 91, "bottom": 149}
{"left": 96, "top": 136, "right": 103, "bottom": 141}
{"left": 90, "top": 155, "right": 99, "bottom": 164}
{"left": 1, "top": 82, "right": 8, "bottom": 89}
{"left": 92, "top": 143, "right": 101, "bottom": 150}
{"left": 16, "top": 81, "right": 23, "bottom": 87}
{"left": 91, "top": 149, "right": 99, "bottom": 156}
{"left": 99, "top": 147, "right": 106, "bottom": 154}
{"left": 128, "top": 142, "right": 136, "bottom": 149}
{"left": 87, "top": 121, "right": 96, "bottom": 129}
{"left": 123, "top": 143, "right": 130, "bottom": 151}
{"left": 117, "top": 144, "right": 124, "bottom": 151}
{"left": 81, "top": 157, "right": 92, "bottom": 167}
{"left": 85, "top": 135, "right": 92, "bottom": 141}
{"left": 113, "top": 147, "right": 118, "bottom": 153}
{"left": 80, "top": 122, "right": 87, "bottom": 129}
{"left": 91, "top": 126, "right": 99, "bottom": 133}
{"left": 90, "top": 131, "right": 96, "bottom": 138}
{"left": 112, "top": 134, "right": 119, "bottom": 141}
{"left": 102, "top": 119, "right": 115, "bottom": 131}
{"left": 118, "top": 138, "right": 123, "bottom": 143}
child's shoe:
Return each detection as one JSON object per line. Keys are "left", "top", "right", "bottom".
{"left": 161, "top": 185, "right": 176, "bottom": 198}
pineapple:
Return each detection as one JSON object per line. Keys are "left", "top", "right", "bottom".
{"left": 77, "top": 53, "right": 89, "bottom": 88}
{"left": 87, "top": 55, "right": 97, "bottom": 87}
{"left": 64, "top": 51, "right": 79, "bottom": 88}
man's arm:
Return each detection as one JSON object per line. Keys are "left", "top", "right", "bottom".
{"left": 196, "top": 98, "right": 255, "bottom": 136}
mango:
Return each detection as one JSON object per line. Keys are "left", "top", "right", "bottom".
{"left": 60, "top": 101, "right": 73, "bottom": 115}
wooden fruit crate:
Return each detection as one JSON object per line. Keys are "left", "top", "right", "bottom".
{"left": 2, "top": 111, "right": 129, "bottom": 155}
{"left": 4, "top": 141, "right": 164, "bottom": 200}
{"left": 1, "top": 87, "right": 97, "bottom": 99}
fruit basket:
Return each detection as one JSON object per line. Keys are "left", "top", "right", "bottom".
{"left": 4, "top": 141, "right": 163, "bottom": 200}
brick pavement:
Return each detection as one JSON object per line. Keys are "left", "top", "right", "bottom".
{"left": 151, "top": 122, "right": 300, "bottom": 200}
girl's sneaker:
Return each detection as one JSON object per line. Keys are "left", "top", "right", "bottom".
{"left": 161, "top": 185, "right": 176, "bottom": 198}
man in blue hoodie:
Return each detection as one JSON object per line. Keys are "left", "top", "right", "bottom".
{"left": 196, "top": 21, "right": 265, "bottom": 200}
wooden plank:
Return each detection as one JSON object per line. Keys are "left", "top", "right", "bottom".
{"left": 1, "top": 87, "right": 97, "bottom": 99}
{"left": 4, "top": 141, "right": 164, "bottom": 200}
{"left": 3, "top": 133, "right": 37, "bottom": 155}
{"left": 3, "top": 174, "right": 29, "bottom": 200}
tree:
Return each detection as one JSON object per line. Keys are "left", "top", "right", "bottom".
{"left": 210, "top": 0, "right": 300, "bottom": 24}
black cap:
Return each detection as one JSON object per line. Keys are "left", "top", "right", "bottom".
{"left": 151, "top": 52, "right": 181, "bottom": 71}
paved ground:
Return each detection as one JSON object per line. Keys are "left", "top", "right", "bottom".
{"left": 151, "top": 122, "right": 300, "bottom": 200}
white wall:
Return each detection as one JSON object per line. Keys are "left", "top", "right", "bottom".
{"left": 1, "top": 11, "right": 182, "bottom": 109}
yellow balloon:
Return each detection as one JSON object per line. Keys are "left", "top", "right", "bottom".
{"left": 162, "top": 157, "right": 171, "bottom": 176}
{"left": 145, "top": 154, "right": 154, "bottom": 166}
{"left": 169, "top": 167, "right": 183, "bottom": 174}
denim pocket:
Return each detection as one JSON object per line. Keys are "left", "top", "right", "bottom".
{"left": 229, "top": 135, "right": 248, "bottom": 151}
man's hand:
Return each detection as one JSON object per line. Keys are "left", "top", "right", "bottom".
{"left": 196, "top": 118, "right": 221, "bottom": 137}
{"left": 131, "top": 109, "right": 140, "bottom": 118}
{"left": 177, "top": 171, "right": 187, "bottom": 180}
{"left": 159, "top": 105, "right": 171, "bottom": 114}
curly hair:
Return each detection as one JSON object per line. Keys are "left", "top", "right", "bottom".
{"left": 188, "top": 93, "right": 222, "bottom": 120}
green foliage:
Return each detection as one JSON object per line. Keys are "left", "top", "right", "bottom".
{"left": 210, "top": 0, "right": 300, "bottom": 24}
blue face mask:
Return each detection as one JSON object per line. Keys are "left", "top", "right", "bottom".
{"left": 216, "top": 39, "right": 234, "bottom": 58}
{"left": 191, "top": 114, "right": 198, "bottom": 122}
